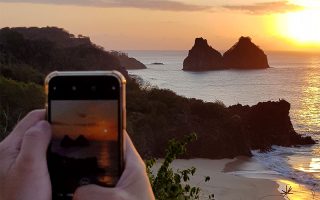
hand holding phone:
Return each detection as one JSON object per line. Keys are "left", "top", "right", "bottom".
{"left": 0, "top": 110, "right": 52, "bottom": 200}
{"left": 45, "top": 71, "right": 125, "bottom": 199}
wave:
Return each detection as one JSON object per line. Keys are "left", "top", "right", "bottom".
{"left": 253, "top": 146, "right": 320, "bottom": 191}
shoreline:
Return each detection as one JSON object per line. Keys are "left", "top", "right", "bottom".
{"left": 153, "top": 159, "right": 283, "bottom": 200}
{"left": 224, "top": 156, "right": 320, "bottom": 200}
{"left": 153, "top": 158, "right": 319, "bottom": 200}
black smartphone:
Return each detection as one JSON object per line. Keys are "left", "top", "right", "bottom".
{"left": 45, "top": 71, "right": 126, "bottom": 199}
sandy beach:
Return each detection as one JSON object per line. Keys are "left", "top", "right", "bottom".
{"left": 152, "top": 158, "right": 320, "bottom": 200}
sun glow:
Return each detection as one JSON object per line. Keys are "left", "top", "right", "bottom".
{"left": 276, "top": 1, "right": 320, "bottom": 45}
{"left": 277, "top": 9, "right": 320, "bottom": 44}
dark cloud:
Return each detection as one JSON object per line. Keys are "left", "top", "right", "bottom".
{"left": 223, "top": 1, "right": 303, "bottom": 14}
{"left": 0, "top": 0, "right": 212, "bottom": 11}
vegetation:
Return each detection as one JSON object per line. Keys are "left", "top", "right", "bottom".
{"left": 0, "top": 75, "right": 44, "bottom": 140}
{"left": 0, "top": 27, "right": 124, "bottom": 75}
{"left": 146, "top": 133, "right": 214, "bottom": 200}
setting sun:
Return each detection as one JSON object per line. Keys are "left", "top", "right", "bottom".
{"left": 275, "top": 0, "right": 320, "bottom": 44}
{"left": 285, "top": 9, "right": 320, "bottom": 43}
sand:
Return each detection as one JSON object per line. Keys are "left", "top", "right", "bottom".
{"left": 152, "top": 158, "right": 320, "bottom": 200}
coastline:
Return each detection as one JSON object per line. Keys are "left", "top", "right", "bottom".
{"left": 153, "top": 159, "right": 283, "bottom": 200}
{"left": 224, "top": 156, "right": 320, "bottom": 200}
{"left": 152, "top": 158, "right": 319, "bottom": 200}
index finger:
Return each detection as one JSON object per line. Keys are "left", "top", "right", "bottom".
{"left": 6, "top": 109, "right": 45, "bottom": 143}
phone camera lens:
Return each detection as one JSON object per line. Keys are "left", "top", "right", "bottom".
{"left": 72, "top": 86, "right": 76, "bottom": 91}
{"left": 112, "top": 86, "right": 116, "bottom": 90}
{"left": 53, "top": 86, "right": 57, "bottom": 91}
{"left": 91, "top": 86, "right": 96, "bottom": 91}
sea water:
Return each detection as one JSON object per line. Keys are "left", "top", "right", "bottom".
{"left": 126, "top": 50, "right": 320, "bottom": 191}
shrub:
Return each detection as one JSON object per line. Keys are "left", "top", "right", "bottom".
{"left": 146, "top": 133, "right": 215, "bottom": 200}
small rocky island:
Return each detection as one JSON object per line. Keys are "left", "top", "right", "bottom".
{"left": 183, "top": 38, "right": 223, "bottom": 71}
{"left": 183, "top": 37, "right": 269, "bottom": 71}
{"left": 223, "top": 36, "right": 269, "bottom": 69}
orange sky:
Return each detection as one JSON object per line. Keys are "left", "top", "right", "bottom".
{"left": 51, "top": 100, "right": 118, "bottom": 141}
{"left": 1, "top": 0, "right": 320, "bottom": 52}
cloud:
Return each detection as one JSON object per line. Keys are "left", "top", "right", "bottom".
{"left": 223, "top": 1, "right": 304, "bottom": 14}
{"left": 0, "top": 0, "right": 212, "bottom": 12}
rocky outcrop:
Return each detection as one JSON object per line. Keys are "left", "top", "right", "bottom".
{"left": 223, "top": 36, "right": 269, "bottom": 69}
{"left": 228, "top": 100, "right": 315, "bottom": 151}
{"left": 60, "top": 135, "right": 90, "bottom": 147}
{"left": 183, "top": 38, "right": 223, "bottom": 71}
{"left": 183, "top": 37, "right": 269, "bottom": 71}
{"left": 110, "top": 51, "right": 146, "bottom": 69}
{"left": 127, "top": 83, "right": 316, "bottom": 159}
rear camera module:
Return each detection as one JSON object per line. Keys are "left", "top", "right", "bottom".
{"left": 72, "top": 86, "right": 76, "bottom": 91}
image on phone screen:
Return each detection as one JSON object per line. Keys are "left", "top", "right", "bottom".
{"left": 46, "top": 74, "right": 123, "bottom": 197}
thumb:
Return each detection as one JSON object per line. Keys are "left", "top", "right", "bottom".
{"left": 73, "top": 185, "right": 128, "bottom": 200}
{"left": 18, "top": 120, "right": 51, "bottom": 164}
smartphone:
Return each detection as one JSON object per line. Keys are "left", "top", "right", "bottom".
{"left": 45, "top": 71, "right": 125, "bottom": 199}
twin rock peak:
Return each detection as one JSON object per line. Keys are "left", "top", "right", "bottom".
{"left": 183, "top": 37, "right": 269, "bottom": 71}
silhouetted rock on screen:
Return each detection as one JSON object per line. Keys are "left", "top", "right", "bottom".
{"left": 60, "top": 135, "right": 74, "bottom": 148}
{"left": 60, "top": 135, "right": 90, "bottom": 147}
{"left": 223, "top": 36, "right": 269, "bottom": 69}
{"left": 75, "top": 135, "right": 90, "bottom": 147}
{"left": 183, "top": 38, "right": 223, "bottom": 71}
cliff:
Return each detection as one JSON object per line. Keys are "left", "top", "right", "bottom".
{"left": 183, "top": 38, "right": 223, "bottom": 71}
{"left": 127, "top": 81, "right": 315, "bottom": 159}
{"left": 228, "top": 100, "right": 315, "bottom": 151}
{"left": 183, "top": 37, "right": 269, "bottom": 71}
{"left": 223, "top": 37, "right": 269, "bottom": 69}
{"left": 110, "top": 51, "right": 146, "bottom": 69}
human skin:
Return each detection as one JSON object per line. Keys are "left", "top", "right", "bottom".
{"left": 0, "top": 110, "right": 52, "bottom": 200}
{"left": 0, "top": 109, "right": 155, "bottom": 200}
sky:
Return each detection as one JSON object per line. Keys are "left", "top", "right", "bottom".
{"left": 1, "top": 0, "right": 320, "bottom": 52}
{"left": 51, "top": 100, "right": 118, "bottom": 141}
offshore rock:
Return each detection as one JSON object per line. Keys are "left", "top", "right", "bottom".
{"left": 223, "top": 36, "right": 269, "bottom": 69}
{"left": 183, "top": 38, "right": 223, "bottom": 71}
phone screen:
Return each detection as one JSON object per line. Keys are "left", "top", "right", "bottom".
{"left": 47, "top": 75, "right": 123, "bottom": 198}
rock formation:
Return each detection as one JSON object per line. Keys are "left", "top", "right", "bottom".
{"left": 183, "top": 36, "right": 269, "bottom": 70}
{"left": 183, "top": 38, "right": 223, "bottom": 71}
{"left": 228, "top": 100, "right": 315, "bottom": 151}
{"left": 223, "top": 36, "right": 269, "bottom": 69}
{"left": 110, "top": 51, "right": 146, "bottom": 69}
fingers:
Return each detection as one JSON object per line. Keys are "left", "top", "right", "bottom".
{"left": 17, "top": 120, "right": 51, "bottom": 164}
{"left": 9, "top": 109, "right": 46, "bottom": 140}
{"left": 123, "top": 131, "right": 145, "bottom": 169}
{"left": 73, "top": 185, "right": 128, "bottom": 200}
{"left": 117, "top": 131, "right": 148, "bottom": 188}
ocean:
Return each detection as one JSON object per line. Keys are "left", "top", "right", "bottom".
{"left": 126, "top": 50, "right": 320, "bottom": 192}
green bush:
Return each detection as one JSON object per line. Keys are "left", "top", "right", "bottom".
{"left": 0, "top": 76, "right": 44, "bottom": 140}
{"left": 146, "top": 133, "right": 214, "bottom": 200}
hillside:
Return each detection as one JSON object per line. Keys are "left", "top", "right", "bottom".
{"left": 0, "top": 27, "right": 315, "bottom": 159}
